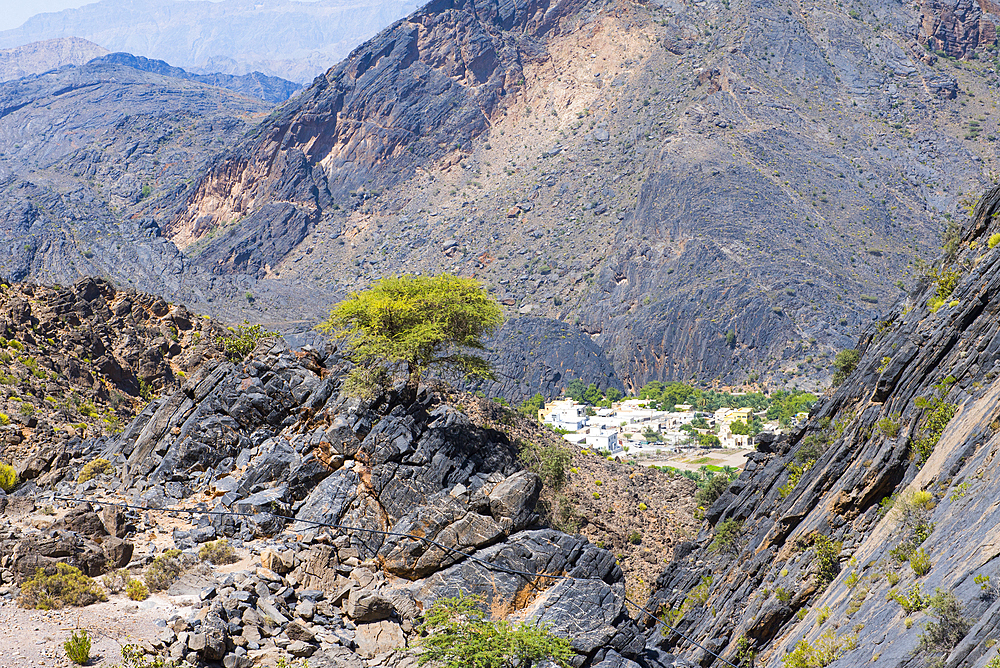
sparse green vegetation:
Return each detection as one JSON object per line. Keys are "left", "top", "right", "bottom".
{"left": 78, "top": 458, "right": 112, "bottom": 483}
{"left": 215, "top": 320, "right": 279, "bottom": 363}
{"left": 19, "top": 564, "right": 107, "bottom": 609}
{"left": 519, "top": 440, "right": 571, "bottom": 488}
{"left": 890, "top": 489, "right": 935, "bottom": 562}
{"left": 876, "top": 413, "right": 902, "bottom": 438}
{"left": 918, "top": 590, "right": 970, "bottom": 656}
{"left": 910, "top": 548, "right": 931, "bottom": 576}
{"left": 64, "top": 629, "right": 91, "bottom": 665}
{"left": 912, "top": 377, "right": 958, "bottom": 465}
{"left": 813, "top": 535, "right": 842, "bottom": 588}
{"left": 0, "top": 462, "right": 17, "bottom": 492}
{"left": 144, "top": 550, "right": 185, "bottom": 592}
{"left": 889, "top": 583, "right": 930, "bottom": 614}
{"left": 832, "top": 349, "right": 860, "bottom": 384}
{"left": 708, "top": 518, "right": 744, "bottom": 554}
{"left": 781, "top": 629, "right": 858, "bottom": 667}
{"left": 199, "top": 539, "right": 239, "bottom": 565}
{"left": 414, "top": 593, "right": 573, "bottom": 668}
{"left": 126, "top": 579, "right": 149, "bottom": 601}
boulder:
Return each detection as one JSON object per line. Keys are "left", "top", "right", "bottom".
{"left": 487, "top": 470, "right": 541, "bottom": 532}
{"left": 101, "top": 536, "right": 134, "bottom": 568}
{"left": 354, "top": 620, "right": 405, "bottom": 659}
{"left": 346, "top": 589, "right": 394, "bottom": 622}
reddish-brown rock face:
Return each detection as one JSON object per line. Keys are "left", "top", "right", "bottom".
{"left": 919, "top": 0, "right": 999, "bottom": 58}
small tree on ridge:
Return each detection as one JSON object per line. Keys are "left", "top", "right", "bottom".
{"left": 319, "top": 273, "right": 503, "bottom": 397}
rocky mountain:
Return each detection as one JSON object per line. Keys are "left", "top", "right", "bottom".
{"left": 2, "top": 0, "right": 1000, "bottom": 400}
{"left": 130, "top": 0, "right": 996, "bottom": 396}
{"left": 92, "top": 53, "right": 303, "bottom": 105}
{"left": 0, "top": 277, "right": 225, "bottom": 485}
{"left": 0, "top": 37, "right": 107, "bottom": 82}
{"left": 0, "top": 0, "right": 422, "bottom": 83}
{"left": 644, "top": 184, "right": 1000, "bottom": 666}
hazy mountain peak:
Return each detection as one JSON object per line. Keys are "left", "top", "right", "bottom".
{"left": 0, "top": 36, "right": 107, "bottom": 82}
{"left": 0, "top": 0, "right": 422, "bottom": 83}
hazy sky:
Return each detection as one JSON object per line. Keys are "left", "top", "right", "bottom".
{"left": 0, "top": 0, "right": 229, "bottom": 31}
{"left": 0, "top": 1, "right": 95, "bottom": 31}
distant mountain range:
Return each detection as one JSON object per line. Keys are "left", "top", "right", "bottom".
{"left": 0, "top": 36, "right": 106, "bottom": 82}
{"left": 0, "top": 0, "right": 421, "bottom": 83}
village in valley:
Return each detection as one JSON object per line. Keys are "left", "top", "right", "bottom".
{"left": 535, "top": 386, "right": 815, "bottom": 473}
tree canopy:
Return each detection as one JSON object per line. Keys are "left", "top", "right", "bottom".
{"left": 318, "top": 274, "right": 503, "bottom": 396}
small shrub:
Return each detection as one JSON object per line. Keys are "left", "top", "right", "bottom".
{"left": 910, "top": 548, "right": 932, "bottom": 576}
{"left": 144, "top": 551, "right": 185, "bottom": 592}
{"left": 628, "top": 531, "right": 642, "bottom": 545}
{"left": 781, "top": 629, "right": 857, "bottom": 668}
{"left": 889, "top": 583, "right": 930, "bottom": 614}
{"left": 919, "top": 590, "right": 970, "bottom": 654}
{"left": 832, "top": 349, "right": 860, "bottom": 384}
{"left": 199, "top": 539, "right": 239, "bottom": 565}
{"left": 101, "top": 568, "right": 130, "bottom": 594}
{"left": 990, "top": 233, "right": 1000, "bottom": 249}
{"left": 816, "top": 606, "right": 831, "bottom": 625}
{"left": 877, "top": 414, "right": 901, "bottom": 438}
{"left": 0, "top": 462, "right": 17, "bottom": 492}
{"left": 117, "top": 643, "right": 178, "bottom": 668}
{"left": 215, "top": 320, "right": 278, "bottom": 361}
{"left": 708, "top": 518, "right": 744, "bottom": 554}
{"left": 813, "top": 535, "right": 842, "bottom": 588}
{"left": 695, "top": 474, "right": 731, "bottom": 507}
{"left": 414, "top": 593, "right": 573, "bottom": 668}
{"left": 976, "top": 574, "right": 1000, "bottom": 601}
{"left": 775, "top": 587, "right": 792, "bottom": 604}
{"left": 64, "top": 629, "right": 91, "bottom": 665}
{"left": 519, "top": 440, "right": 571, "bottom": 488}
{"left": 126, "top": 579, "right": 149, "bottom": 601}
{"left": 78, "top": 458, "right": 112, "bottom": 483}
{"left": 20, "top": 563, "right": 108, "bottom": 609}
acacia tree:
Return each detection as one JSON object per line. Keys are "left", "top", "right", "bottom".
{"left": 319, "top": 273, "right": 503, "bottom": 396}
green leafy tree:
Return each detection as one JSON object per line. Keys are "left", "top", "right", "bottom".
{"left": 583, "top": 383, "right": 603, "bottom": 405}
{"left": 565, "top": 378, "right": 586, "bottom": 402}
{"left": 319, "top": 274, "right": 503, "bottom": 396}
{"left": 518, "top": 393, "right": 546, "bottom": 420}
{"left": 215, "top": 320, "right": 278, "bottom": 361}
{"left": 415, "top": 593, "right": 573, "bottom": 668}
{"left": 832, "top": 349, "right": 861, "bottom": 384}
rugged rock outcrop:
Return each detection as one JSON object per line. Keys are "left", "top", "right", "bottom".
{"left": 0, "top": 335, "right": 695, "bottom": 667}
{"left": 0, "top": 277, "right": 225, "bottom": 485}
{"left": 646, "top": 185, "right": 1000, "bottom": 666}
{"left": 919, "top": 0, "right": 1000, "bottom": 58}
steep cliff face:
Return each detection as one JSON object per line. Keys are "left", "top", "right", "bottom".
{"left": 919, "top": 0, "right": 1000, "bottom": 58}
{"left": 645, "top": 185, "right": 1000, "bottom": 667}
{"left": 167, "top": 0, "right": 585, "bottom": 258}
